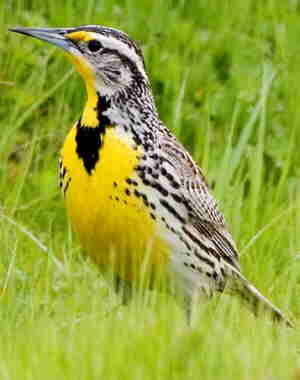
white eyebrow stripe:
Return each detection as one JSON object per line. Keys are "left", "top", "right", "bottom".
{"left": 88, "top": 32, "right": 146, "bottom": 77}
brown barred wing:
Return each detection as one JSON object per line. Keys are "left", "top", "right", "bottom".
{"left": 158, "top": 133, "right": 240, "bottom": 271}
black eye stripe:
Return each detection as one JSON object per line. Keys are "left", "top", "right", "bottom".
{"left": 87, "top": 39, "right": 103, "bottom": 52}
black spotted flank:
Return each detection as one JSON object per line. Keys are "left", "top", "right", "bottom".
{"left": 159, "top": 198, "right": 185, "bottom": 224}
{"left": 160, "top": 167, "right": 181, "bottom": 189}
{"left": 61, "top": 166, "right": 67, "bottom": 179}
{"left": 63, "top": 177, "right": 71, "bottom": 194}
{"left": 126, "top": 177, "right": 138, "bottom": 186}
{"left": 150, "top": 213, "right": 156, "bottom": 220}
{"left": 171, "top": 192, "right": 182, "bottom": 203}
{"left": 152, "top": 181, "right": 168, "bottom": 197}
{"left": 150, "top": 202, "right": 156, "bottom": 210}
{"left": 142, "top": 194, "right": 149, "bottom": 207}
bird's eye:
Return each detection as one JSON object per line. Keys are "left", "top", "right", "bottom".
{"left": 87, "top": 40, "right": 102, "bottom": 52}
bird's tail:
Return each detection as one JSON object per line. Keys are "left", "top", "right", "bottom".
{"left": 227, "top": 268, "right": 293, "bottom": 328}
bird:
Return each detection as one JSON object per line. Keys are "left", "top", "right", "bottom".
{"left": 9, "top": 25, "right": 292, "bottom": 326}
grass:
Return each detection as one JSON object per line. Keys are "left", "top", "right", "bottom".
{"left": 1, "top": 0, "right": 300, "bottom": 378}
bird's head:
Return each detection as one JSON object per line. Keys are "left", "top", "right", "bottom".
{"left": 9, "top": 25, "right": 148, "bottom": 97}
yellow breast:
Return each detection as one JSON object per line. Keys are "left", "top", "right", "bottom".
{"left": 61, "top": 125, "right": 169, "bottom": 282}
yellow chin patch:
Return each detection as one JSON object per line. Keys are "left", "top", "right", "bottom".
{"left": 65, "top": 31, "right": 95, "bottom": 86}
{"left": 67, "top": 54, "right": 94, "bottom": 84}
{"left": 66, "top": 51, "right": 99, "bottom": 127}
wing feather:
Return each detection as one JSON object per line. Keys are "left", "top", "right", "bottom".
{"left": 158, "top": 133, "right": 240, "bottom": 270}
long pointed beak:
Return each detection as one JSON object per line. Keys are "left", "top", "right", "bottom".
{"left": 9, "top": 27, "right": 76, "bottom": 52}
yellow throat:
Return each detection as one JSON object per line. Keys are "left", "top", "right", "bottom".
{"left": 60, "top": 32, "right": 170, "bottom": 281}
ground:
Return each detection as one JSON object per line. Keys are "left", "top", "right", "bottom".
{"left": 0, "top": 0, "right": 300, "bottom": 379}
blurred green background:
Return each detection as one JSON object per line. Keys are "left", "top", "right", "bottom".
{"left": 0, "top": 0, "right": 300, "bottom": 379}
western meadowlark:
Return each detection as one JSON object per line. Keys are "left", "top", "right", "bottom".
{"left": 10, "top": 25, "right": 292, "bottom": 326}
